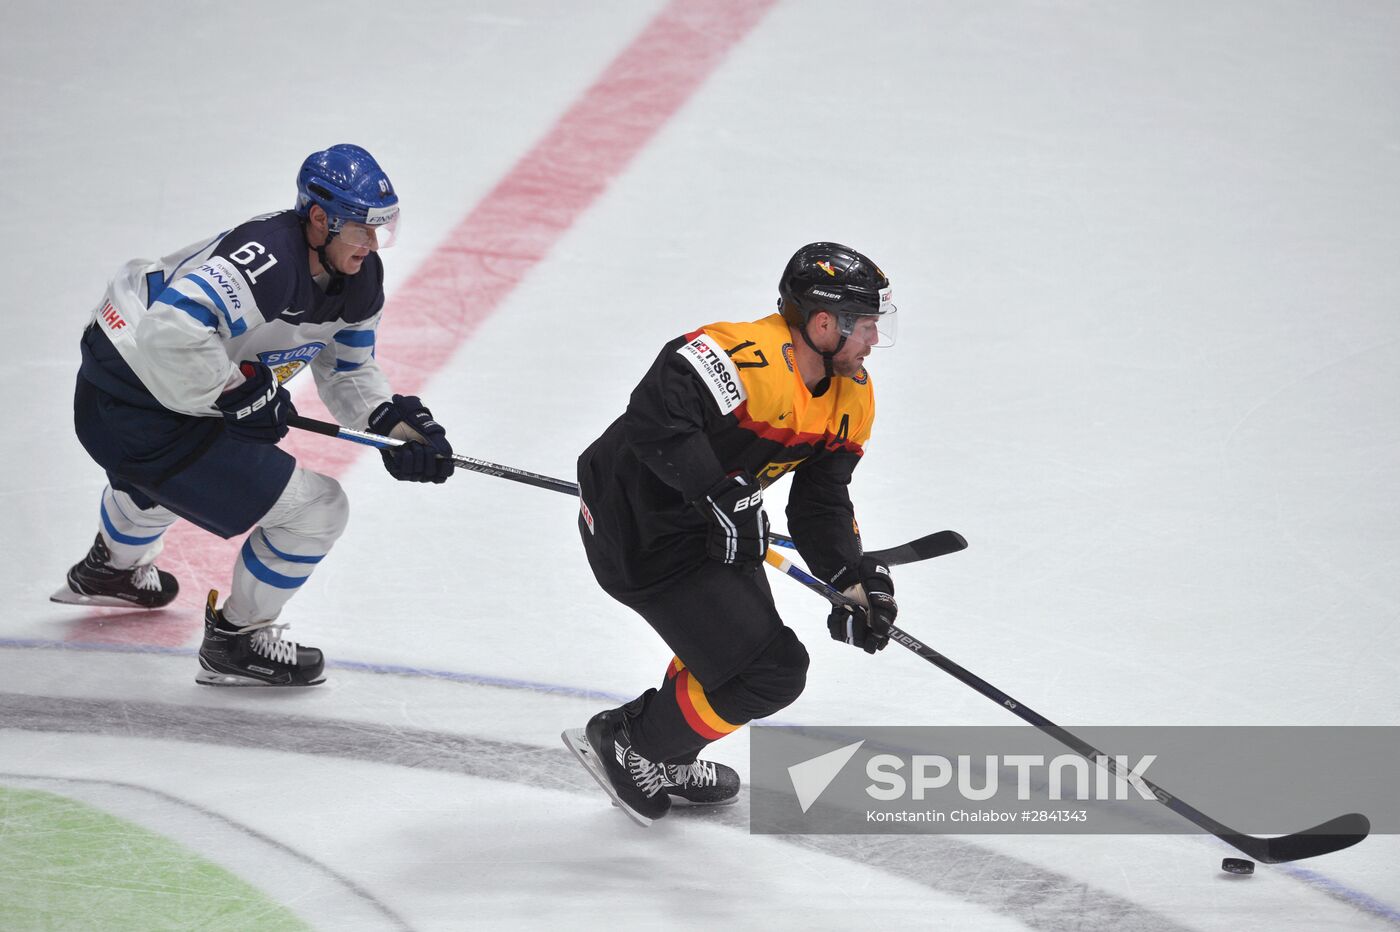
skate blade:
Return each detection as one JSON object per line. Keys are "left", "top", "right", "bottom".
{"left": 668, "top": 794, "right": 740, "bottom": 808}
{"left": 561, "top": 728, "right": 654, "bottom": 828}
{"left": 49, "top": 585, "right": 149, "bottom": 609}
{"left": 195, "top": 669, "right": 326, "bottom": 688}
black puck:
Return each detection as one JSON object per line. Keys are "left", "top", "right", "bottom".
{"left": 1222, "top": 858, "right": 1255, "bottom": 875}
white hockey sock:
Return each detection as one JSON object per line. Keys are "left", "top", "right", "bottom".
{"left": 226, "top": 527, "right": 325, "bottom": 625}
{"left": 99, "top": 486, "right": 177, "bottom": 569}
{"left": 222, "top": 469, "right": 348, "bottom": 626}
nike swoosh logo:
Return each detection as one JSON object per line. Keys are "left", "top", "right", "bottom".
{"left": 282, "top": 308, "right": 307, "bottom": 318}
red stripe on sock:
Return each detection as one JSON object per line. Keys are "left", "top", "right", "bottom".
{"left": 674, "top": 669, "right": 730, "bottom": 742}
{"left": 65, "top": 0, "right": 777, "bottom": 647}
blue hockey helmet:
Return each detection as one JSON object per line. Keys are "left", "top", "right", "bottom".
{"left": 295, "top": 144, "right": 400, "bottom": 248}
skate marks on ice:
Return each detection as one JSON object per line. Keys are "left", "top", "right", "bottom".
{"left": 0, "top": 690, "right": 1190, "bottom": 932}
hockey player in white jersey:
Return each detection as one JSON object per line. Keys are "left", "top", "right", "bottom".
{"left": 53, "top": 145, "right": 455, "bottom": 686}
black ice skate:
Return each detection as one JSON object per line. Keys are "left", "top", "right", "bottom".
{"left": 562, "top": 706, "right": 671, "bottom": 826}
{"left": 50, "top": 533, "right": 179, "bottom": 609}
{"left": 195, "top": 590, "right": 325, "bottom": 687}
{"left": 661, "top": 758, "right": 741, "bottom": 806}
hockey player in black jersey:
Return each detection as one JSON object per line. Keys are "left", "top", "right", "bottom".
{"left": 563, "top": 242, "right": 900, "bottom": 824}
{"left": 53, "top": 145, "right": 456, "bottom": 686}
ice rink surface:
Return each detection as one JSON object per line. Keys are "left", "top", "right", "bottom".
{"left": 2, "top": 0, "right": 1398, "bottom": 928}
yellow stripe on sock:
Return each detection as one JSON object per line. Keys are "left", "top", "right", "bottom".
{"left": 683, "top": 670, "right": 740, "bottom": 736}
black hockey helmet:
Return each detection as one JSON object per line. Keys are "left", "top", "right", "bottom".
{"left": 778, "top": 242, "right": 896, "bottom": 347}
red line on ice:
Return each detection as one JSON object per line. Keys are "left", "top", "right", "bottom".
{"left": 68, "top": 0, "right": 777, "bottom": 647}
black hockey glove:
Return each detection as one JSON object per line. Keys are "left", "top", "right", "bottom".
{"left": 828, "top": 557, "right": 897, "bottom": 654}
{"left": 695, "top": 472, "right": 769, "bottom": 566}
{"left": 367, "top": 395, "right": 455, "bottom": 484}
{"left": 216, "top": 362, "right": 290, "bottom": 444}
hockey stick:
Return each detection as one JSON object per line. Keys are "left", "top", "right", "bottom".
{"left": 287, "top": 413, "right": 958, "bottom": 566}
{"left": 762, "top": 547, "right": 1371, "bottom": 865}
{"left": 288, "top": 413, "right": 580, "bottom": 495}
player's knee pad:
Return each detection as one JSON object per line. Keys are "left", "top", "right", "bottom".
{"left": 764, "top": 626, "right": 810, "bottom": 707}
{"left": 260, "top": 468, "right": 349, "bottom": 547}
{"left": 729, "top": 626, "right": 809, "bottom": 720}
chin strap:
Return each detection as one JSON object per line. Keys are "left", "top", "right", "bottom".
{"left": 304, "top": 219, "right": 348, "bottom": 295}
{"left": 799, "top": 319, "right": 846, "bottom": 398}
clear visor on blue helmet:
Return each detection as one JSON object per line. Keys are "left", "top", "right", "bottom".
{"left": 331, "top": 204, "right": 400, "bottom": 250}
{"left": 837, "top": 286, "right": 897, "bottom": 347}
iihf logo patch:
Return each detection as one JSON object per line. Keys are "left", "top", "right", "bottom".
{"left": 852, "top": 366, "right": 869, "bottom": 385}
{"left": 782, "top": 343, "right": 795, "bottom": 372}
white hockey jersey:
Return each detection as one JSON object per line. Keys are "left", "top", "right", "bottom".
{"left": 81, "top": 210, "right": 392, "bottom": 429}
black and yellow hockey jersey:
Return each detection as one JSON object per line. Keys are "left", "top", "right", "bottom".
{"left": 578, "top": 312, "right": 874, "bottom": 594}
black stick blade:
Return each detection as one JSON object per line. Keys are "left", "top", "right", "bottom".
{"left": 1227, "top": 813, "right": 1371, "bottom": 864}
{"left": 1263, "top": 812, "right": 1371, "bottom": 864}
{"left": 868, "top": 530, "right": 969, "bottom": 566}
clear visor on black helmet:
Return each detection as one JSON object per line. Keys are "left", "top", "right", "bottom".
{"left": 330, "top": 204, "right": 400, "bottom": 250}
{"left": 837, "top": 286, "right": 897, "bottom": 347}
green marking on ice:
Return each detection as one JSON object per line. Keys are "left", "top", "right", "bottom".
{"left": 0, "top": 785, "right": 309, "bottom": 931}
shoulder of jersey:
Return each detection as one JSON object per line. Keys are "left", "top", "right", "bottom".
{"left": 194, "top": 211, "right": 304, "bottom": 317}
{"left": 695, "top": 314, "right": 790, "bottom": 360}
{"left": 216, "top": 211, "right": 303, "bottom": 272}
{"left": 697, "top": 312, "right": 786, "bottom": 340}
{"left": 215, "top": 211, "right": 303, "bottom": 257}
{"left": 700, "top": 313, "right": 874, "bottom": 390}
